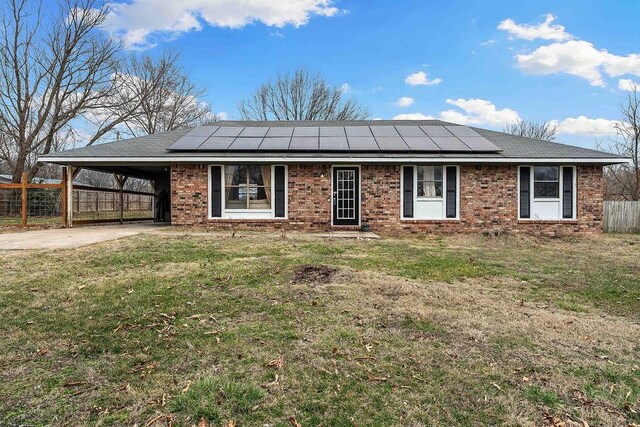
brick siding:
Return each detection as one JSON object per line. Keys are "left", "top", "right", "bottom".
{"left": 170, "top": 163, "right": 604, "bottom": 236}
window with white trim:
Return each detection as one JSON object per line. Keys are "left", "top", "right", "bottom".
{"left": 209, "top": 165, "right": 287, "bottom": 219}
{"left": 224, "top": 165, "right": 272, "bottom": 210}
{"left": 519, "top": 165, "right": 575, "bottom": 220}
{"left": 402, "top": 165, "right": 458, "bottom": 220}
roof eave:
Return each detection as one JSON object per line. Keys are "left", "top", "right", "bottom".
{"left": 39, "top": 155, "right": 629, "bottom": 166}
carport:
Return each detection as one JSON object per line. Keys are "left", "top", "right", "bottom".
{"left": 40, "top": 131, "right": 179, "bottom": 227}
{"left": 54, "top": 163, "right": 171, "bottom": 227}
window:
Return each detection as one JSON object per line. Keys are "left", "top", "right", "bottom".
{"left": 402, "top": 165, "right": 458, "bottom": 220}
{"left": 225, "top": 165, "right": 272, "bottom": 210}
{"left": 533, "top": 166, "right": 559, "bottom": 199}
{"left": 417, "top": 166, "right": 443, "bottom": 198}
{"left": 519, "top": 165, "right": 575, "bottom": 220}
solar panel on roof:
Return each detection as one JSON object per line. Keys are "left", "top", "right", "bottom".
{"left": 402, "top": 136, "right": 440, "bottom": 151}
{"left": 345, "top": 126, "right": 372, "bottom": 137}
{"left": 446, "top": 126, "right": 480, "bottom": 137}
{"left": 238, "top": 127, "right": 268, "bottom": 137}
{"left": 199, "top": 136, "right": 235, "bottom": 150}
{"left": 292, "top": 127, "right": 318, "bottom": 137}
{"left": 376, "top": 136, "right": 409, "bottom": 151}
{"left": 168, "top": 124, "right": 501, "bottom": 153}
{"left": 395, "top": 126, "right": 426, "bottom": 137}
{"left": 229, "top": 137, "right": 263, "bottom": 150}
{"left": 289, "top": 136, "right": 318, "bottom": 150}
{"left": 265, "top": 127, "right": 293, "bottom": 137}
{"left": 184, "top": 126, "right": 219, "bottom": 137}
{"left": 430, "top": 136, "right": 471, "bottom": 151}
{"left": 421, "top": 126, "right": 453, "bottom": 137}
{"left": 458, "top": 136, "right": 500, "bottom": 151}
{"left": 258, "top": 137, "right": 290, "bottom": 150}
{"left": 319, "top": 126, "right": 345, "bottom": 137}
{"left": 370, "top": 126, "right": 400, "bottom": 137}
{"left": 348, "top": 136, "right": 378, "bottom": 151}
{"left": 213, "top": 126, "right": 243, "bottom": 137}
{"left": 319, "top": 136, "right": 349, "bottom": 151}
{"left": 168, "top": 136, "right": 208, "bottom": 150}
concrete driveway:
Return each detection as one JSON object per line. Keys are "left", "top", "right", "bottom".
{"left": 0, "top": 223, "right": 165, "bottom": 250}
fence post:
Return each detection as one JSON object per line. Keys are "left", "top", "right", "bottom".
{"left": 21, "top": 172, "right": 27, "bottom": 227}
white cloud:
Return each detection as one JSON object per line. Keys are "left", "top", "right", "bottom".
{"left": 618, "top": 79, "right": 639, "bottom": 91}
{"left": 99, "top": 0, "right": 340, "bottom": 49}
{"left": 439, "top": 98, "right": 520, "bottom": 127}
{"left": 552, "top": 116, "right": 619, "bottom": 136}
{"left": 216, "top": 112, "right": 229, "bottom": 120}
{"left": 405, "top": 71, "right": 442, "bottom": 86}
{"left": 392, "top": 113, "right": 435, "bottom": 120}
{"left": 480, "top": 39, "right": 497, "bottom": 46}
{"left": 340, "top": 83, "right": 352, "bottom": 93}
{"left": 395, "top": 97, "right": 415, "bottom": 107}
{"left": 497, "top": 13, "right": 572, "bottom": 41}
{"left": 515, "top": 40, "right": 640, "bottom": 87}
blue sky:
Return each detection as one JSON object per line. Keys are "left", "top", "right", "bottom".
{"left": 71, "top": 1, "right": 640, "bottom": 148}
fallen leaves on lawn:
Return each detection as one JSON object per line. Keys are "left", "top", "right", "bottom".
{"left": 289, "top": 417, "right": 302, "bottom": 427}
{"left": 145, "top": 414, "right": 173, "bottom": 427}
{"left": 181, "top": 380, "right": 192, "bottom": 393}
{"left": 63, "top": 380, "right": 87, "bottom": 387}
{"left": 267, "top": 356, "right": 285, "bottom": 369}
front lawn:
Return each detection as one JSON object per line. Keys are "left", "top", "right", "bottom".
{"left": 0, "top": 231, "right": 638, "bottom": 426}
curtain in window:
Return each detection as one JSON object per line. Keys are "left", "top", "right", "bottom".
{"left": 420, "top": 167, "right": 437, "bottom": 197}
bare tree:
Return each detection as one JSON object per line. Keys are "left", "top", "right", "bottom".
{"left": 503, "top": 119, "right": 559, "bottom": 141}
{"left": 238, "top": 68, "right": 370, "bottom": 121}
{"left": 120, "top": 51, "right": 214, "bottom": 137}
{"left": 603, "top": 85, "right": 640, "bottom": 200}
{"left": 0, "top": 0, "right": 169, "bottom": 182}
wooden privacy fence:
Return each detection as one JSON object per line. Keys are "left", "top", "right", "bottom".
{"left": 0, "top": 172, "right": 154, "bottom": 227}
{"left": 604, "top": 201, "right": 640, "bottom": 233}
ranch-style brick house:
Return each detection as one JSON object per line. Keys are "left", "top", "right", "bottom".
{"left": 41, "top": 120, "right": 627, "bottom": 235}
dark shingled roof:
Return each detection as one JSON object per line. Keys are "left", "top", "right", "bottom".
{"left": 40, "top": 120, "right": 625, "bottom": 164}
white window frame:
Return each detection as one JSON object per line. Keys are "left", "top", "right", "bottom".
{"left": 518, "top": 165, "right": 576, "bottom": 221}
{"left": 208, "top": 164, "right": 288, "bottom": 219}
{"left": 400, "top": 165, "right": 460, "bottom": 220}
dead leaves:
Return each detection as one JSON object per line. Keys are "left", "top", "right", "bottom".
{"left": 267, "top": 356, "right": 285, "bottom": 369}
{"left": 144, "top": 414, "right": 173, "bottom": 427}
{"left": 289, "top": 417, "right": 302, "bottom": 427}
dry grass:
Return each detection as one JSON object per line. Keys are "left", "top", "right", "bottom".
{"left": 0, "top": 231, "right": 638, "bottom": 426}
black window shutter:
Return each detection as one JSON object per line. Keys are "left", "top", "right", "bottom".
{"left": 402, "top": 166, "right": 414, "bottom": 218}
{"left": 274, "top": 166, "right": 286, "bottom": 218}
{"left": 519, "top": 167, "right": 530, "bottom": 219}
{"left": 445, "top": 166, "right": 457, "bottom": 218}
{"left": 210, "top": 166, "right": 222, "bottom": 217}
{"left": 562, "top": 167, "right": 574, "bottom": 218}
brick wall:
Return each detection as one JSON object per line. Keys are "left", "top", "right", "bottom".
{"left": 170, "top": 163, "right": 604, "bottom": 235}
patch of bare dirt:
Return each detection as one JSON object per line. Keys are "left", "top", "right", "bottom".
{"left": 291, "top": 264, "right": 339, "bottom": 285}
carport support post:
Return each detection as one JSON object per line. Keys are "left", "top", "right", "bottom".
{"left": 114, "top": 174, "right": 128, "bottom": 224}
{"left": 63, "top": 166, "right": 74, "bottom": 227}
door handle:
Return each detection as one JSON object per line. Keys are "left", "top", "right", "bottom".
{"left": 332, "top": 191, "right": 337, "bottom": 206}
